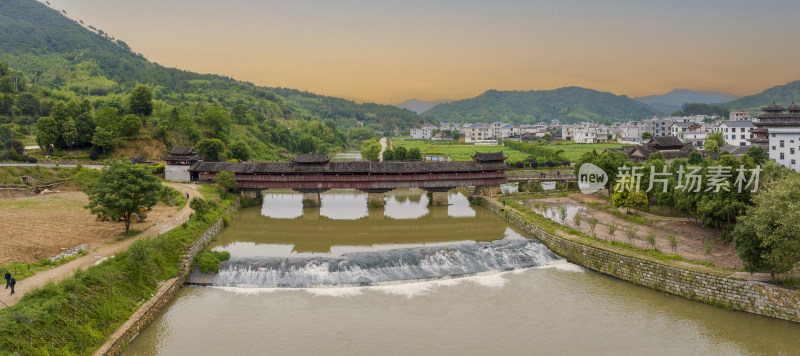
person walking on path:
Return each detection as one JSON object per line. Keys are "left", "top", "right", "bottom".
{"left": 4, "top": 270, "right": 9, "bottom": 289}
{"left": 9, "top": 276, "right": 16, "bottom": 295}
{"left": 502, "top": 197, "right": 506, "bottom": 206}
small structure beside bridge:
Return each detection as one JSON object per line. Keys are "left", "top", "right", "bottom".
{"left": 188, "top": 152, "right": 508, "bottom": 206}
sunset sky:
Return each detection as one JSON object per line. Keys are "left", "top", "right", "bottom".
{"left": 52, "top": 0, "right": 800, "bottom": 104}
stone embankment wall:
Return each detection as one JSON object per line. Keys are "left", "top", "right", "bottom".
{"left": 483, "top": 199, "right": 800, "bottom": 322}
{"left": 96, "top": 199, "right": 240, "bottom": 355}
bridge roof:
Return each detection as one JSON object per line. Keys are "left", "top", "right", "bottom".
{"left": 292, "top": 153, "right": 330, "bottom": 163}
{"left": 190, "top": 160, "right": 506, "bottom": 174}
{"left": 471, "top": 152, "right": 508, "bottom": 162}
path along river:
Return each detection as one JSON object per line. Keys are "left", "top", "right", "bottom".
{"left": 123, "top": 154, "right": 800, "bottom": 355}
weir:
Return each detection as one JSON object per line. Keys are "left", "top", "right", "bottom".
{"left": 195, "top": 239, "right": 563, "bottom": 288}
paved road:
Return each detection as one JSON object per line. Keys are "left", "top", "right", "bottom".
{"left": 379, "top": 137, "right": 388, "bottom": 161}
{"left": 0, "top": 182, "right": 201, "bottom": 307}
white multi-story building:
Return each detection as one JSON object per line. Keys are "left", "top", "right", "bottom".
{"left": 462, "top": 123, "right": 493, "bottom": 142}
{"left": 768, "top": 128, "right": 800, "bottom": 171}
{"left": 717, "top": 121, "right": 753, "bottom": 147}
{"left": 730, "top": 112, "right": 750, "bottom": 121}
{"left": 410, "top": 125, "right": 437, "bottom": 140}
{"left": 671, "top": 122, "right": 707, "bottom": 148}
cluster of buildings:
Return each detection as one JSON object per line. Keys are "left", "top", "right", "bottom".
{"left": 409, "top": 104, "right": 800, "bottom": 171}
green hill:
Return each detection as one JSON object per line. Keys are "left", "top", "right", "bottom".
{"left": 0, "top": 0, "right": 427, "bottom": 161}
{"left": 425, "top": 87, "right": 661, "bottom": 124}
{"left": 720, "top": 80, "right": 800, "bottom": 113}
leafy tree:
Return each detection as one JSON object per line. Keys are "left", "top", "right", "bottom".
{"left": 645, "top": 233, "right": 656, "bottom": 250}
{"left": 683, "top": 103, "right": 729, "bottom": 117}
{"left": 393, "top": 146, "right": 407, "bottom": 161}
{"left": 61, "top": 118, "right": 79, "bottom": 148}
{"left": 543, "top": 132, "right": 553, "bottom": 141}
{"left": 647, "top": 151, "right": 664, "bottom": 162}
{"left": 232, "top": 104, "right": 250, "bottom": 124}
{"left": 74, "top": 112, "right": 96, "bottom": 146}
{"left": 670, "top": 110, "right": 684, "bottom": 116}
{"left": 213, "top": 170, "right": 237, "bottom": 192}
{"left": 35, "top": 116, "right": 59, "bottom": 154}
{"left": 202, "top": 105, "right": 232, "bottom": 140}
{"left": 382, "top": 149, "right": 394, "bottom": 161}
{"left": 746, "top": 146, "right": 767, "bottom": 165}
{"left": 407, "top": 147, "right": 422, "bottom": 161}
{"left": 189, "top": 197, "right": 211, "bottom": 219}
{"left": 195, "top": 138, "right": 226, "bottom": 161}
{"left": 85, "top": 160, "right": 161, "bottom": 232}
{"left": 360, "top": 139, "right": 381, "bottom": 161}
{"left": 733, "top": 174, "right": 800, "bottom": 276}
{"left": 587, "top": 217, "right": 599, "bottom": 237}
{"left": 625, "top": 191, "right": 649, "bottom": 213}
{"left": 129, "top": 85, "right": 153, "bottom": 116}
{"left": 229, "top": 140, "right": 251, "bottom": 161}
{"left": 707, "top": 131, "right": 726, "bottom": 148}
{"left": 704, "top": 139, "right": 719, "bottom": 153}
{"left": 668, "top": 234, "right": 678, "bottom": 254}
{"left": 91, "top": 127, "right": 117, "bottom": 153}
{"left": 687, "top": 150, "right": 703, "bottom": 164}
{"left": 641, "top": 131, "right": 653, "bottom": 140}
{"left": 95, "top": 107, "right": 120, "bottom": 134}
{"left": 120, "top": 114, "right": 142, "bottom": 137}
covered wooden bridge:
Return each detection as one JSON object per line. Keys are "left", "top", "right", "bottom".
{"left": 188, "top": 152, "right": 508, "bottom": 206}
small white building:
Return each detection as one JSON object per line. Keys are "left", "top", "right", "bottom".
{"left": 671, "top": 122, "right": 707, "bottom": 148}
{"left": 410, "top": 125, "right": 437, "bottom": 140}
{"left": 717, "top": 120, "right": 754, "bottom": 147}
{"left": 462, "top": 123, "right": 493, "bottom": 142}
{"left": 730, "top": 112, "right": 750, "bottom": 121}
{"left": 768, "top": 127, "right": 800, "bottom": 171}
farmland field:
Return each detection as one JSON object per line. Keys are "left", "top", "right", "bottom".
{"left": 390, "top": 139, "right": 629, "bottom": 162}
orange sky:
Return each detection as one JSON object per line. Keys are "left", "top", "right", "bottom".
{"left": 52, "top": 0, "right": 800, "bottom": 104}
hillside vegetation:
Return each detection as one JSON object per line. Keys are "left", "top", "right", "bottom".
{"left": 425, "top": 87, "right": 661, "bottom": 125}
{"left": 0, "top": 0, "right": 430, "bottom": 161}
{"left": 721, "top": 80, "right": 800, "bottom": 113}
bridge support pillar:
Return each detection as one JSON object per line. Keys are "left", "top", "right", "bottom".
{"left": 474, "top": 185, "right": 501, "bottom": 197}
{"left": 367, "top": 192, "right": 385, "bottom": 208}
{"left": 302, "top": 192, "right": 321, "bottom": 207}
{"left": 239, "top": 190, "right": 263, "bottom": 205}
{"left": 430, "top": 191, "right": 449, "bottom": 206}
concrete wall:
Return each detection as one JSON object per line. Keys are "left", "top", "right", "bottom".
{"left": 96, "top": 199, "right": 240, "bottom": 355}
{"left": 165, "top": 165, "right": 190, "bottom": 182}
{"left": 483, "top": 199, "right": 800, "bottom": 323}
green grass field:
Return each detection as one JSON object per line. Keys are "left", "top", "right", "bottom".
{"left": 390, "top": 139, "right": 628, "bottom": 162}
{"left": 544, "top": 141, "right": 628, "bottom": 161}
{"left": 390, "top": 140, "right": 529, "bottom": 162}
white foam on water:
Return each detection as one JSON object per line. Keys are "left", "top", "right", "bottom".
{"left": 536, "top": 260, "right": 584, "bottom": 273}
{"left": 303, "top": 287, "right": 365, "bottom": 297}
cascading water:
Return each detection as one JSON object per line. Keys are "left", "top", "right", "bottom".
{"left": 211, "top": 239, "right": 564, "bottom": 288}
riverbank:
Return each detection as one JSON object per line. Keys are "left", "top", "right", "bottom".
{"left": 480, "top": 196, "right": 800, "bottom": 322}
{"left": 0, "top": 186, "right": 239, "bottom": 354}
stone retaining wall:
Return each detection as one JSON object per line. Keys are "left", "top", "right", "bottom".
{"left": 96, "top": 199, "right": 240, "bottom": 355}
{"left": 483, "top": 198, "right": 800, "bottom": 322}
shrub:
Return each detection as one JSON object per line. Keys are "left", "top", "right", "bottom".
{"left": 668, "top": 233, "right": 678, "bottom": 254}
{"left": 545, "top": 160, "right": 555, "bottom": 167}
{"left": 645, "top": 233, "right": 657, "bottom": 250}
{"left": 27, "top": 155, "right": 37, "bottom": 163}
{"left": 560, "top": 160, "right": 571, "bottom": 167}
{"left": 515, "top": 161, "right": 524, "bottom": 168}
{"left": 530, "top": 160, "right": 539, "bottom": 168}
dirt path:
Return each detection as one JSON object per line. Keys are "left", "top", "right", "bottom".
{"left": 0, "top": 182, "right": 201, "bottom": 307}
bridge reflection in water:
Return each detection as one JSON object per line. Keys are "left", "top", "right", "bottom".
{"left": 212, "top": 189, "right": 508, "bottom": 256}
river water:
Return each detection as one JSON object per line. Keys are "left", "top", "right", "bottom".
{"left": 123, "top": 157, "right": 800, "bottom": 354}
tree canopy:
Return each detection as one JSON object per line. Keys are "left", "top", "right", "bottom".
{"left": 85, "top": 160, "right": 161, "bottom": 231}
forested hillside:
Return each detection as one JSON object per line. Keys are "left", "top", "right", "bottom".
{"left": 0, "top": 0, "right": 428, "bottom": 161}
{"left": 720, "top": 80, "right": 800, "bottom": 113}
{"left": 425, "top": 87, "right": 661, "bottom": 124}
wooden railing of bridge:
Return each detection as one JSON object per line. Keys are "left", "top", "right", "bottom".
{"left": 506, "top": 172, "right": 576, "bottom": 182}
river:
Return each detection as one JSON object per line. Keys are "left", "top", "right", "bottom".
{"left": 122, "top": 154, "right": 800, "bottom": 355}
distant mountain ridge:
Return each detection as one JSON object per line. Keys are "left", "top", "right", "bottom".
{"left": 721, "top": 80, "right": 800, "bottom": 112}
{"left": 395, "top": 99, "right": 443, "bottom": 114}
{"left": 635, "top": 89, "right": 738, "bottom": 113}
{"left": 424, "top": 87, "right": 661, "bottom": 125}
